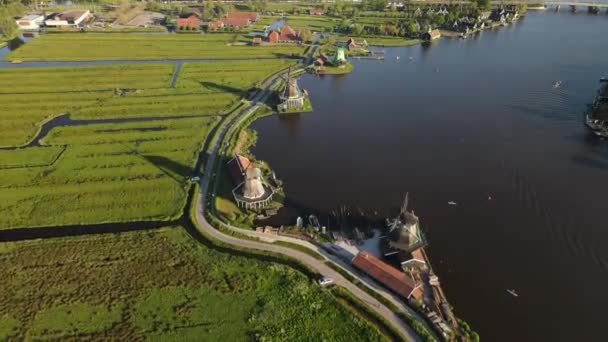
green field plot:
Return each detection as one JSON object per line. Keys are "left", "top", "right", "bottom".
{"left": 0, "top": 146, "right": 65, "bottom": 169}
{"left": 0, "top": 227, "right": 385, "bottom": 340}
{"left": 0, "top": 64, "right": 174, "bottom": 93}
{"left": 6, "top": 34, "right": 306, "bottom": 61}
{"left": 176, "top": 59, "right": 293, "bottom": 92}
{"left": 286, "top": 15, "right": 339, "bottom": 32}
{"left": 0, "top": 117, "right": 217, "bottom": 228}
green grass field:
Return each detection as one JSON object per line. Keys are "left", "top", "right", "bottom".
{"left": 0, "top": 227, "right": 385, "bottom": 340}
{"left": 6, "top": 34, "right": 306, "bottom": 61}
{"left": 286, "top": 15, "right": 338, "bottom": 32}
{"left": 0, "top": 60, "right": 291, "bottom": 228}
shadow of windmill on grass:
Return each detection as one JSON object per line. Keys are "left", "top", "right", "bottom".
{"left": 143, "top": 155, "right": 193, "bottom": 184}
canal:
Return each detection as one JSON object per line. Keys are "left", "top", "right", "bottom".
{"left": 251, "top": 11, "right": 608, "bottom": 342}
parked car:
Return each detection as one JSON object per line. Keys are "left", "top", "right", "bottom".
{"left": 317, "top": 276, "right": 334, "bottom": 287}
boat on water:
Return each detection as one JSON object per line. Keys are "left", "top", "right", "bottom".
{"left": 585, "top": 78, "right": 608, "bottom": 138}
{"left": 507, "top": 289, "right": 519, "bottom": 297}
{"left": 553, "top": 80, "right": 562, "bottom": 89}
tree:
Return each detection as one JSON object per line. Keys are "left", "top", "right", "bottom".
{"left": 0, "top": 15, "right": 17, "bottom": 39}
{"left": 299, "top": 29, "right": 312, "bottom": 43}
{"left": 250, "top": 0, "right": 267, "bottom": 13}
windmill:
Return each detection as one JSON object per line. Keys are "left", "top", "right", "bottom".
{"left": 388, "top": 193, "right": 409, "bottom": 232}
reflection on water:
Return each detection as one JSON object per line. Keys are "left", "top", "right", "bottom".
{"left": 251, "top": 11, "right": 608, "bottom": 342}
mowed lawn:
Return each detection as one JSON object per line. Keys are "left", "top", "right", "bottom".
{"left": 0, "top": 227, "right": 385, "bottom": 341}
{"left": 6, "top": 33, "right": 306, "bottom": 61}
{"left": 0, "top": 60, "right": 291, "bottom": 228}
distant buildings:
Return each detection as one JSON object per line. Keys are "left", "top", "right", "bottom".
{"left": 277, "top": 25, "right": 302, "bottom": 43}
{"left": 15, "top": 14, "right": 44, "bottom": 30}
{"left": 421, "top": 28, "right": 441, "bottom": 41}
{"left": 308, "top": 8, "right": 324, "bottom": 16}
{"left": 44, "top": 10, "right": 91, "bottom": 27}
{"left": 207, "top": 11, "right": 259, "bottom": 31}
{"left": 176, "top": 13, "right": 201, "bottom": 30}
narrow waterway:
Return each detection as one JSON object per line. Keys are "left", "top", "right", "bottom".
{"left": 251, "top": 12, "right": 608, "bottom": 341}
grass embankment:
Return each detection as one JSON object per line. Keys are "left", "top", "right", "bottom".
{"left": 0, "top": 60, "right": 292, "bottom": 229}
{"left": 340, "top": 36, "right": 421, "bottom": 47}
{"left": 320, "top": 63, "right": 354, "bottom": 75}
{"left": 6, "top": 33, "right": 306, "bottom": 61}
{"left": 0, "top": 227, "right": 386, "bottom": 341}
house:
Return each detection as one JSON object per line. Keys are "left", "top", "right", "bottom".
{"left": 401, "top": 249, "right": 427, "bottom": 272}
{"left": 176, "top": 14, "right": 200, "bottom": 30}
{"left": 226, "top": 11, "right": 259, "bottom": 23}
{"left": 252, "top": 37, "right": 262, "bottom": 45}
{"left": 421, "top": 28, "right": 441, "bottom": 41}
{"left": 15, "top": 14, "right": 45, "bottom": 30}
{"left": 223, "top": 17, "right": 251, "bottom": 28}
{"left": 278, "top": 25, "right": 301, "bottom": 43}
{"left": 346, "top": 37, "right": 361, "bottom": 51}
{"left": 207, "top": 20, "right": 224, "bottom": 31}
{"left": 44, "top": 10, "right": 91, "bottom": 27}
{"left": 314, "top": 56, "right": 327, "bottom": 66}
{"left": 268, "top": 31, "right": 279, "bottom": 44}
{"left": 352, "top": 251, "right": 423, "bottom": 301}
{"left": 308, "top": 8, "right": 324, "bottom": 15}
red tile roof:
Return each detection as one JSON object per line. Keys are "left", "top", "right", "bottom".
{"left": 176, "top": 16, "right": 200, "bottom": 29}
{"left": 352, "top": 251, "right": 422, "bottom": 300}
{"left": 223, "top": 17, "right": 251, "bottom": 27}
{"left": 226, "top": 11, "right": 258, "bottom": 22}
{"left": 268, "top": 31, "right": 279, "bottom": 43}
{"left": 279, "top": 25, "right": 300, "bottom": 42}
{"left": 308, "top": 8, "right": 324, "bottom": 15}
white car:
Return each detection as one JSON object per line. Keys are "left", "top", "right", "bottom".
{"left": 317, "top": 277, "right": 334, "bottom": 287}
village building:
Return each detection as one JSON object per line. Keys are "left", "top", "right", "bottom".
{"left": 176, "top": 13, "right": 201, "bottom": 30}
{"left": 308, "top": 8, "right": 324, "bottom": 15}
{"left": 44, "top": 10, "right": 91, "bottom": 27}
{"left": 251, "top": 37, "right": 262, "bottom": 45}
{"left": 401, "top": 248, "right": 427, "bottom": 272}
{"left": 207, "top": 20, "right": 224, "bottom": 31}
{"left": 15, "top": 14, "right": 45, "bottom": 30}
{"left": 278, "top": 67, "right": 307, "bottom": 112}
{"left": 268, "top": 31, "right": 280, "bottom": 44}
{"left": 421, "top": 28, "right": 441, "bottom": 41}
{"left": 278, "top": 25, "right": 301, "bottom": 43}
{"left": 227, "top": 154, "right": 274, "bottom": 209}
{"left": 352, "top": 251, "right": 424, "bottom": 301}
{"left": 223, "top": 17, "right": 251, "bottom": 28}
{"left": 226, "top": 11, "right": 259, "bottom": 23}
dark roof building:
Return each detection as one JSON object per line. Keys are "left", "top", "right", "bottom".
{"left": 352, "top": 251, "right": 423, "bottom": 300}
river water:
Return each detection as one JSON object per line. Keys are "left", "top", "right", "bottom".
{"left": 251, "top": 11, "right": 608, "bottom": 341}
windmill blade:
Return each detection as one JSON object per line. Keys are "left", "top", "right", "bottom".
{"left": 401, "top": 192, "right": 409, "bottom": 215}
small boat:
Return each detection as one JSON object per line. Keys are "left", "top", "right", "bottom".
{"left": 553, "top": 80, "right": 562, "bottom": 89}
{"left": 408, "top": 56, "right": 414, "bottom": 61}
{"left": 507, "top": 289, "right": 519, "bottom": 297}
{"left": 448, "top": 201, "right": 457, "bottom": 206}
{"left": 396, "top": 56, "right": 400, "bottom": 60}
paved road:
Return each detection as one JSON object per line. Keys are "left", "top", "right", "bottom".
{"left": 193, "top": 67, "right": 421, "bottom": 341}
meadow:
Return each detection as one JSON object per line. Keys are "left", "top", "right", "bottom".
{"left": 6, "top": 34, "right": 306, "bottom": 61}
{"left": 0, "top": 227, "right": 385, "bottom": 341}
{"left": 0, "top": 60, "right": 291, "bottom": 228}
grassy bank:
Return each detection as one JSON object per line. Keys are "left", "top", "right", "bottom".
{"left": 6, "top": 34, "right": 306, "bottom": 62}
{"left": 0, "top": 226, "right": 386, "bottom": 340}
{"left": 320, "top": 63, "right": 354, "bottom": 75}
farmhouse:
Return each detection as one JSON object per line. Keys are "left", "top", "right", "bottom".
{"left": 308, "top": 8, "right": 324, "bottom": 15}
{"left": 223, "top": 17, "right": 251, "bottom": 28}
{"left": 268, "top": 31, "right": 279, "bottom": 44}
{"left": 44, "top": 10, "right": 91, "bottom": 27}
{"left": 278, "top": 25, "right": 301, "bottom": 43}
{"left": 226, "top": 11, "right": 259, "bottom": 23}
{"left": 207, "top": 20, "right": 224, "bottom": 31}
{"left": 15, "top": 14, "right": 45, "bottom": 30}
{"left": 352, "top": 251, "right": 423, "bottom": 301}
{"left": 176, "top": 14, "right": 201, "bottom": 30}
{"left": 421, "top": 28, "right": 441, "bottom": 41}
